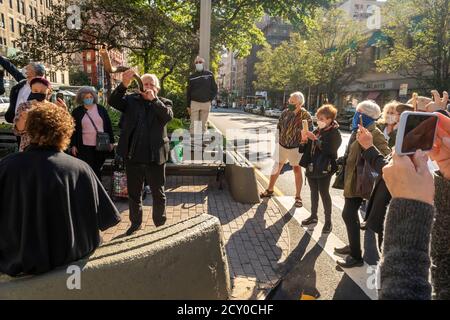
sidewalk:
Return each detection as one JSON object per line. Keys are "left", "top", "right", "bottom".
{"left": 101, "top": 175, "right": 297, "bottom": 300}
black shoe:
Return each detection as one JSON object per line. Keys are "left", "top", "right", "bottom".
{"left": 322, "top": 222, "right": 332, "bottom": 234}
{"left": 301, "top": 216, "right": 318, "bottom": 226}
{"left": 126, "top": 224, "right": 141, "bottom": 236}
{"left": 154, "top": 217, "right": 167, "bottom": 227}
{"left": 336, "top": 255, "right": 364, "bottom": 268}
{"left": 334, "top": 245, "right": 351, "bottom": 255}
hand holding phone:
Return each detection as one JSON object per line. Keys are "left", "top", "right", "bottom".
{"left": 395, "top": 111, "right": 439, "bottom": 156}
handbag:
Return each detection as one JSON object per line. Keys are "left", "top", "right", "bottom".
{"left": 85, "top": 110, "right": 110, "bottom": 152}
{"left": 356, "top": 154, "right": 378, "bottom": 200}
{"left": 332, "top": 164, "right": 345, "bottom": 189}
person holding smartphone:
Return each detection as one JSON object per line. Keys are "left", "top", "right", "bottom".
{"left": 334, "top": 100, "right": 391, "bottom": 268}
{"left": 299, "top": 104, "right": 342, "bottom": 234}
{"left": 260, "top": 91, "right": 313, "bottom": 208}
{"left": 379, "top": 112, "right": 450, "bottom": 299}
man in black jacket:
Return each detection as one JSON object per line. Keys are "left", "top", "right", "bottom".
{"left": 0, "top": 55, "right": 45, "bottom": 123}
{"left": 186, "top": 56, "right": 218, "bottom": 135}
{"left": 108, "top": 70, "right": 173, "bottom": 235}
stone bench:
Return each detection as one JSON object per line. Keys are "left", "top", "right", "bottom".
{"left": 0, "top": 214, "right": 231, "bottom": 300}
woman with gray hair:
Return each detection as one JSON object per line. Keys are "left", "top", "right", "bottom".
{"left": 70, "top": 86, "right": 115, "bottom": 178}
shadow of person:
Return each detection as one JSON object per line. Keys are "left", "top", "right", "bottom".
{"left": 224, "top": 199, "right": 297, "bottom": 299}
{"left": 266, "top": 234, "right": 329, "bottom": 300}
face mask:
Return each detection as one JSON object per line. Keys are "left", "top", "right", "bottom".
{"left": 317, "top": 120, "right": 328, "bottom": 129}
{"left": 287, "top": 104, "right": 296, "bottom": 111}
{"left": 351, "top": 111, "right": 375, "bottom": 132}
{"left": 83, "top": 98, "right": 94, "bottom": 106}
{"left": 195, "top": 63, "right": 204, "bottom": 72}
{"left": 28, "top": 92, "right": 46, "bottom": 102}
{"left": 386, "top": 114, "right": 398, "bottom": 125}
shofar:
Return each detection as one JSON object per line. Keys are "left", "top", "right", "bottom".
{"left": 100, "top": 47, "right": 144, "bottom": 92}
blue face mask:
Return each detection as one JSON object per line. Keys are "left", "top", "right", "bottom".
{"left": 83, "top": 98, "right": 94, "bottom": 106}
{"left": 351, "top": 111, "right": 375, "bottom": 132}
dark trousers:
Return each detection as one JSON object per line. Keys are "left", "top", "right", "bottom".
{"left": 126, "top": 161, "right": 166, "bottom": 226}
{"left": 78, "top": 145, "right": 106, "bottom": 178}
{"left": 307, "top": 175, "right": 332, "bottom": 223}
{"left": 342, "top": 197, "right": 364, "bottom": 260}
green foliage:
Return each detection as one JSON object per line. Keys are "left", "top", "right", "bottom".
{"left": 167, "top": 118, "right": 189, "bottom": 134}
{"left": 106, "top": 107, "right": 122, "bottom": 139}
{"left": 0, "top": 123, "right": 13, "bottom": 131}
{"left": 69, "top": 68, "right": 91, "bottom": 86}
{"left": 254, "top": 8, "right": 364, "bottom": 103}
{"left": 376, "top": 0, "right": 450, "bottom": 91}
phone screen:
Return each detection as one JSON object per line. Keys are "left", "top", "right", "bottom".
{"left": 56, "top": 93, "right": 64, "bottom": 100}
{"left": 401, "top": 114, "right": 438, "bottom": 154}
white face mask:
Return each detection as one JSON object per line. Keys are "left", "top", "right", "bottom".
{"left": 195, "top": 63, "right": 204, "bottom": 72}
{"left": 317, "top": 120, "right": 328, "bottom": 129}
{"left": 386, "top": 115, "right": 398, "bottom": 125}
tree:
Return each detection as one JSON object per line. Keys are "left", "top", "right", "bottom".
{"left": 254, "top": 8, "right": 364, "bottom": 104}
{"left": 69, "top": 68, "right": 91, "bottom": 86}
{"left": 13, "top": 0, "right": 335, "bottom": 116}
{"left": 376, "top": 0, "right": 450, "bottom": 92}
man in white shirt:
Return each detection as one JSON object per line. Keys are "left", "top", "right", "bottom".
{"left": 0, "top": 55, "right": 46, "bottom": 123}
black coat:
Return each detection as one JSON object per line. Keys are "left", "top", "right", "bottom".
{"left": 108, "top": 84, "right": 174, "bottom": 164}
{"left": 0, "top": 145, "right": 121, "bottom": 276}
{"left": 362, "top": 146, "right": 392, "bottom": 234}
{"left": 70, "top": 104, "right": 115, "bottom": 149}
{"left": 0, "top": 55, "right": 27, "bottom": 123}
{"left": 187, "top": 70, "right": 218, "bottom": 106}
{"left": 299, "top": 124, "right": 342, "bottom": 179}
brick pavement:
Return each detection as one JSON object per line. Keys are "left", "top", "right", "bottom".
{"left": 102, "top": 175, "right": 293, "bottom": 300}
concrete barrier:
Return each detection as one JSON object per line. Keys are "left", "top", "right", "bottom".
{"left": 0, "top": 214, "right": 231, "bottom": 300}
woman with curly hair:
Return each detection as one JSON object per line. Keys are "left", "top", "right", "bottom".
{"left": 0, "top": 104, "right": 120, "bottom": 276}
{"left": 13, "top": 77, "right": 67, "bottom": 151}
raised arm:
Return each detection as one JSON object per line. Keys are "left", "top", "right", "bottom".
{"left": 0, "top": 55, "right": 26, "bottom": 82}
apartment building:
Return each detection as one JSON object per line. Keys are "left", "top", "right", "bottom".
{"left": 0, "top": 0, "right": 70, "bottom": 94}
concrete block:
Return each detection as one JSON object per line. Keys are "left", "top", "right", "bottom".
{"left": 0, "top": 214, "right": 231, "bottom": 300}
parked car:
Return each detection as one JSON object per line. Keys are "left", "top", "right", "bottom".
{"left": 271, "top": 109, "right": 282, "bottom": 118}
{"left": 264, "top": 108, "right": 274, "bottom": 117}
{"left": 244, "top": 104, "right": 255, "bottom": 112}
{"left": 0, "top": 97, "right": 10, "bottom": 116}
{"left": 336, "top": 106, "right": 355, "bottom": 131}
{"left": 252, "top": 106, "right": 264, "bottom": 115}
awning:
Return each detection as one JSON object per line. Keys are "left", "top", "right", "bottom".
{"left": 366, "top": 91, "right": 380, "bottom": 100}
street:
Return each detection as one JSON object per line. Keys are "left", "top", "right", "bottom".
{"left": 210, "top": 108, "right": 380, "bottom": 299}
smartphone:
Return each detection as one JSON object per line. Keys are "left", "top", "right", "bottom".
{"left": 395, "top": 111, "right": 439, "bottom": 155}
{"left": 302, "top": 119, "right": 309, "bottom": 132}
{"left": 56, "top": 92, "right": 64, "bottom": 101}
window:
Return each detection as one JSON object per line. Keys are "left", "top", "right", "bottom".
{"left": 50, "top": 72, "right": 56, "bottom": 83}
{"left": 21, "top": 1, "right": 24, "bottom": 15}
{"left": 10, "top": 17, "right": 14, "bottom": 32}
{"left": 86, "top": 64, "right": 92, "bottom": 73}
{"left": 29, "top": 5, "right": 33, "bottom": 18}
{"left": 61, "top": 73, "right": 65, "bottom": 84}
{"left": 34, "top": 8, "right": 37, "bottom": 20}
{"left": 86, "top": 51, "right": 92, "bottom": 61}
{"left": 16, "top": 0, "right": 20, "bottom": 13}
{"left": 0, "top": 14, "right": 4, "bottom": 29}
{"left": 9, "top": 0, "right": 13, "bottom": 9}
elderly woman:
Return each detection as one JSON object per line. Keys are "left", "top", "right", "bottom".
{"left": 334, "top": 100, "right": 391, "bottom": 268}
{"left": 0, "top": 104, "right": 120, "bottom": 276}
{"left": 377, "top": 101, "right": 400, "bottom": 148}
{"left": 13, "top": 77, "right": 67, "bottom": 151}
{"left": 299, "top": 104, "right": 342, "bottom": 234}
{"left": 70, "top": 86, "right": 114, "bottom": 178}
